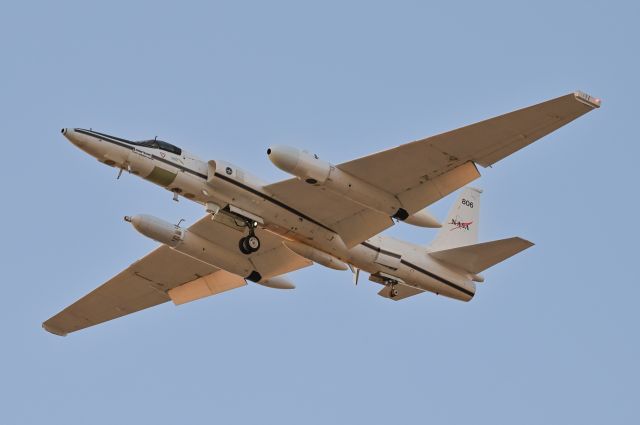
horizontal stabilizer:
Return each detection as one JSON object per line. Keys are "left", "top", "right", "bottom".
{"left": 378, "top": 284, "right": 425, "bottom": 301}
{"left": 429, "top": 237, "right": 534, "bottom": 274}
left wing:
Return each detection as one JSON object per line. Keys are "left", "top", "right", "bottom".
{"left": 43, "top": 215, "right": 311, "bottom": 336}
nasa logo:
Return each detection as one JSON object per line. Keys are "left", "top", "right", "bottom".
{"left": 449, "top": 218, "right": 472, "bottom": 231}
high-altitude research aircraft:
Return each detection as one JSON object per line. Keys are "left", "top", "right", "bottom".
{"left": 43, "top": 92, "right": 600, "bottom": 336}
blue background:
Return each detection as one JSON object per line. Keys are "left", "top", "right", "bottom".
{"left": 1, "top": 1, "right": 637, "bottom": 423}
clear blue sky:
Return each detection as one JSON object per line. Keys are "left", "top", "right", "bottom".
{"left": 1, "top": 1, "right": 637, "bottom": 423}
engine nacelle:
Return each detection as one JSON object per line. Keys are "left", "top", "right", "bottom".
{"left": 255, "top": 276, "right": 296, "bottom": 289}
{"left": 268, "top": 145, "right": 408, "bottom": 219}
{"left": 404, "top": 209, "right": 441, "bottom": 228}
{"left": 267, "top": 145, "right": 331, "bottom": 184}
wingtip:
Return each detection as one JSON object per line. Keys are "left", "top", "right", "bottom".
{"left": 519, "top": 237, "right": 535, "bottom": 248}
{"left": 574, "top": 91, "right": 601, "bottom": 108}
{"left": 42, "top": 322, "right": 68, "bottom": 337}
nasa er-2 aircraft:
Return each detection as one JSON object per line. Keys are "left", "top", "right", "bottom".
{"left": 43, "top": 91, "right": 600, "bottom": 336}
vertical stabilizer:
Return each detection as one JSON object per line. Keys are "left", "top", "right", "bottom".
{"left": 429, "top": 187, "right": 481, "bottom": 250}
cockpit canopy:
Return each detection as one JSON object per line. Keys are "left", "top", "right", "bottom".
{"left": 134, "top": 139, "right": 182, "bottom": 156}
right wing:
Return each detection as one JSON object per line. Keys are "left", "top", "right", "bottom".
{"left": 266, "top": 92, "right": 600, "bottom": 247}
{"left": 42, "top": 246, "right": 220, "bottom": 336}
{"left": 43, "top": 215, "right": 311, "bottom": 336}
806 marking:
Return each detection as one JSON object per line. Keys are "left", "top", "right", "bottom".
{"left": 461, "top": 198, "right": 474, "bottom": 208}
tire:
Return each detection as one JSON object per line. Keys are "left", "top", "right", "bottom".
{"left": 239, "top": 237, "right": 252, "bottom": 254}
{"left": 390, "top": 288, "right": 399, "bottom": 298}
{"left": 247, "top": 235, "right": 260, "bottom": 251}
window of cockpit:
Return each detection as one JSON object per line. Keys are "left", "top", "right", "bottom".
{"left": 135, "top": 139, "right": 182, "bottom": 156}
{"left": 156, "top": 141, "right": 182, "bottom": 156}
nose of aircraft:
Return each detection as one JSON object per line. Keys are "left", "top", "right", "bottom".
{"left": 61, "top": 128, "right": 85, "bottom": 147}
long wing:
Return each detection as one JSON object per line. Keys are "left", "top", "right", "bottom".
{"left": 42, "top": 246, "right": 218, "bottom": 336}
{"left": 266, "top": 92, "right": 600, "bottom": 247}
{"left": 43, "top": 215, "right": 311, "bottom": 336}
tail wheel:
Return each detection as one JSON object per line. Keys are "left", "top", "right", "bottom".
{"left": 390, "top": 287, "right": 399, "bottom": 298}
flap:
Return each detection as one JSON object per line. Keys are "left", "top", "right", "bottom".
{"left": 168, "top": 270, "right": 247, "bottom": 305}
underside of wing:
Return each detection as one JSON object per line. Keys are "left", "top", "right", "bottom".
{"left": 338, "top": 92, "right": 600, "bottom": 194}
{"left": 43, "top": 246, "right": 220, "bottom": 336}
{"left": 265, "top": 92, "right": 598, "bottom": 248}
{"left": 188, "top": 214, "right": 313, "bottom": 278}
{"left": 44, "top": 215, "right": 312, "bottom": 336}
{"left": 264, "top": 179, "right": 393, "bottom": 247}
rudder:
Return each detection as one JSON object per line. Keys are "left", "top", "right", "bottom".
{"left": 429, "top": 187, "right": 481, "bottom": 250}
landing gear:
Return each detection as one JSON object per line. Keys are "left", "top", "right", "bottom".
{"left": 239, "top": 235, "right": 261, "bottom": 254}
{"left": 238, "top": 218, "right": 261, "bottom": 254}
{"left": 246, "top": 235, "right": 260, "bottom": 251}
{"left": 239, "top": 237, "right": 251, "bottom": 254}
{"left": 389, "top": 286, "right": 399, "bottom": 298}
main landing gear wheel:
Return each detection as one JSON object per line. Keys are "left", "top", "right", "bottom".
{"left": 389, "top": 286, "right": 399, "bottom": 298}
{"left": 237, "top": 217, "right": 261, "bottom": 254}
{"left": 239, "top": 235, "right": 261, "bottom": 254}
{"left": 246, "top": 235, "right": 260, "bottom": 251}
{"left": 239, "top": 237, "right": 252, "bottom": 254}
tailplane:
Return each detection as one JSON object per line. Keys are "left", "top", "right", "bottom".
{"left": 429, "top": 237, "right": 534, "bottom": 274}
{"left": 429, "top": 187, "right": 481, "bottom": 250}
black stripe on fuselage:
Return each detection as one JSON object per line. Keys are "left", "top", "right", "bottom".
{"left": 361, "top": 241, "right": 401, "bottom": 259}
{"left": 360, "top": 241, "right": 474, "bottom": 298}
{"left": 75, "top": 128, "right": 335, "bottom": 233}
{"left": 75, "top": 129, "right": 208, "bottom": 179}
{"left": 212, "top": 172, "right": 335, "bottom": 233}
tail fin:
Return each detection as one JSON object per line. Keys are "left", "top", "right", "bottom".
{"left": 429, "top": 187, "right": 481, "bottom": 250}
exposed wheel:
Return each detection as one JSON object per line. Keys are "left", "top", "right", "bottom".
{"left": 239, "top": 237, "right": 252, "bottom": 254}
{"left": 247, "top": 235, "right": 260, "bottom": 252}
{"left": 390, "top": 287, "right": 399, "bottom": 298}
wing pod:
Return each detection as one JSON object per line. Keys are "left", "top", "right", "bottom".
{"left": 125, "top": 214, "right": 257, "bottom": 280}
{"left": 267, "top": 145, "right": 408, "bottom": 220}
{"left": 255, "top": 276, "right": 296, "bottom": 290}
{"left": 283, "top": 240, "right": 348, "bottom": 271}
{"left": 267, "top": 145, "right": 331, "bottom": 184}
{"left": 404, "top": 208, "right": 441, "bottom": 228}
